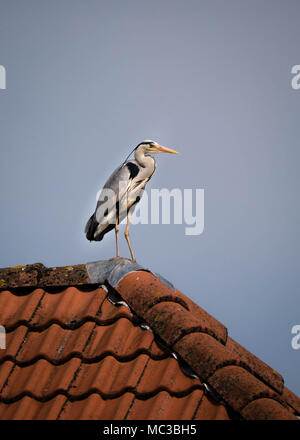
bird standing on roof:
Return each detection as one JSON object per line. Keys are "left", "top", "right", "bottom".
{"left": 85, "top": 140, "right": 179, "bottom": 262}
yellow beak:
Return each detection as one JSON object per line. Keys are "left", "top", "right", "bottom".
{"left": 156, "top": 144, "right": 179, "bottom": 154}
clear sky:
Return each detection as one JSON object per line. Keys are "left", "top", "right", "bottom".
{"left": 0, "top": 0, "right": 299, "bottom": 395}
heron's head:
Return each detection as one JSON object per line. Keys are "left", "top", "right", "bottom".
{"left": 136, "top": 140, "right": 179, "bottom": 155}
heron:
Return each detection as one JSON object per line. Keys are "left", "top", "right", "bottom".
{"left": 85, "top": 140, "right": 179, "bottom": 262}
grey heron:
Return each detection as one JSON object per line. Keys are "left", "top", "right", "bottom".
{"left": 85, "top": 140, "right": 179, "bottom": 262}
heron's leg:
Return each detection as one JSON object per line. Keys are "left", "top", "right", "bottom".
{"left": 124, "top": 210, "right": 136, "bottom": 262}
{"left": 115, "top": 216, "right": 120, "bottom": 258}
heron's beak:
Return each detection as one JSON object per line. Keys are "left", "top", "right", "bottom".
{"left": 155, "top": 144, "right": 179, "bottom": 154}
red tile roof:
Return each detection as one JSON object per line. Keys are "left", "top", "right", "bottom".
{"left": 0, "top": 259, "right": 299, "bottom": 420}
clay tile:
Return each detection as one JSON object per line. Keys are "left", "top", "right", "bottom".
{"left": 83, "top": 317, "right": 154, "bottom": 359}
{"left": 208, "top": 365, "right": 280, "bottom": 412}
{"left": 149, "top": 340, "right": 169, "bottom": 358}
{"left": 126, "top": 389, "right": 204, "bottom": 420}
{"left": 59, "top": 393, "right": 134, "bottom": 420}
{"left": 226, "top": 337, "right": 284, "bottom": 394}
{"left": 115, "top": 271, "right": 227, "bottom": 344}
{"left": 0, "top": 289, "right": 44, "bottom": 329}
{"left": 144, "top": 302, "right": 210, "bottom": 346}
{"left": 175, "top": 289, "right": 227, "bottom": 344}
{"left": 97, "top": 298, "right": 132, "bottom": 322}
{"left": 0, "top": 395, "right": 67, "bottom": 420}
{"left": 281, "top": 386, "right": 300, "bottom": 414}
{"left": 30, "top": 286, "right": 106, "bottom": 328}
{"left": 194, "top": 394, "right": 231, "bottom": 420}
{"left": 0, "top": 360, "right": 15, "bottom": 392}
{"left": 115, "top": 271, "right": 189, "bottom": 315}
{"left": 241, "top": 397, "right": 298, "bottom": 420}
{"left": 1, "top": 358, "right": 81, "bottom": 400}
{"left": 136, "top": 357, "right": 201, "bottom": 395}
{"left": 1, "top": 260, "right": 299, "bottom": 421}
{"left": 173, "top": 332, "right": 234, "bottom": 381}
{"left": 16, "top": 322, "right": 95, "bottom": 364}
{"left": 0, "top": 326, "right": 27, "bottom": 363}
{"left": 69, "top": 355, "right": 149, "bottom": 397}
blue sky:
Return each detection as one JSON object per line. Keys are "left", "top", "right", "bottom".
{"left": 0, "top": 0, "right": 299, "bottom": 395}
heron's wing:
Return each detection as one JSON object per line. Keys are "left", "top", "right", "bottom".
{"left": 96, "top": 163, "right": 135, "bottom": 208}
{"left": 86, "top": 160, "right": 150, "bottom": 241}
{"left": 94, "top": 161, "right": 141, "bottom": 223}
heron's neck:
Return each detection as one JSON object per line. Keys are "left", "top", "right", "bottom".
{"left": 134, "top": 148, "right": 155, "bottom": 169}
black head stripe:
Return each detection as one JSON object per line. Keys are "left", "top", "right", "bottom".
{"left": 122, "top": 141, "right": 155, "bottom": 165}
{"left": 136, "top": 141, "right": 155, "bottom": 148}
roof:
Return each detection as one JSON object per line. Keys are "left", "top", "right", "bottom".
{"left": 0, "top": 259, "right": 299, "bottom": 420}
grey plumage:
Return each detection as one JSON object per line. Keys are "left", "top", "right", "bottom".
{"left": 85, "top": 140, "right": 178, "bottom": 261}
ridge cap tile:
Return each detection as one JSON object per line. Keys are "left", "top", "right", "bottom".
{"left": 281, "top": 386, "right": 300, "bottom": 414}
{"left": 241, "top": 397, "right": 298, "bottom": 420}
{"left": 114, "top": 271, "right": 227, "bottom": 344}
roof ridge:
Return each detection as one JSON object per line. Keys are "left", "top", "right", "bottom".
{"left": 113, "top": 270, "right": 300, "bottom": 420}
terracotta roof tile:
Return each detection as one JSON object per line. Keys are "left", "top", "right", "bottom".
{"left": 144, "top": 302, "right": 207, "bottom": 346}
{"left": 173, "top": 332, "right": 235, "bottom": 381}
{"left": 193, "top": 394, "right": 231, "bottom": 420}
{"left": 1, "top": 358, "right": 81, "bottom": 401}
{"left": 97, "top": 297, "right": 133, "bottom": 322}
{"left": 207, "top": 365, "right": 277, "bottom": 411}
{"left": 174, "top": 288, "right": 228, "bottom": 344}
{"left": 116, "top": 271, "right": 227, "bottom": 344}
{"left": 83, "top": 318, "right": 162, "bottom": 360}
{"left": 0, "top": 259, "right": 299, "bottom": 420}
{"left": 59, "top": 393, "right": 134, "bottom": 420}
{"left": 15, "top": 322, "right": 95, "bottom": 364}
{"left": 282, "top": 386, "right": 300, "bottom": 414}
{"left": 126, "top": 389, "right": 204, "bottom": 420}
{"left": 0, "top": 288, "right": 44, "bottom": 329}
{"left": 0, "top": 326, "right": 27, "bottom": 363}
{"left": 0, "top": 395, "right": 67, "bottom": 420}
{"left": 30, "top": 286, "right": 106, "bottom": 328}
{"left": 225, "top": 337, "right": 284, "bottom": 394}
{"left": 0, "top": 360, "right": 14, "bottom": 391}
{"left": 68, "top": 354, "right": 150, "bottom": 397}
{"left": 241, "top": 397, "right": 297, "bottom": 420}
{"left": 135, "top": 357, "right": 201, "bottom": 394}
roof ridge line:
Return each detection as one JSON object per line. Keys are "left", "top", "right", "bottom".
{"left": 112, "top": 270, "right": 298, "bottom": 420}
